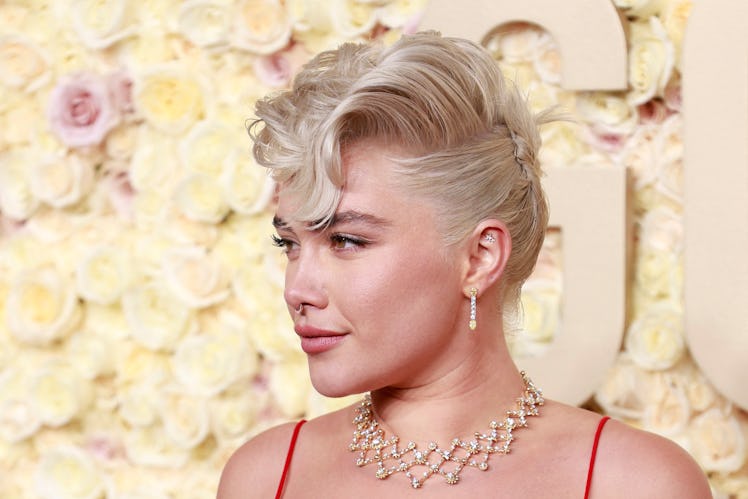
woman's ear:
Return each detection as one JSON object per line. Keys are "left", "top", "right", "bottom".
{"left": 462, "top": 219, "right": 511, "bottom": 294}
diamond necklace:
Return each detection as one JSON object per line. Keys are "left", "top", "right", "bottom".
{"left": 349, "top": 371, "right": 543, "bottom": 489}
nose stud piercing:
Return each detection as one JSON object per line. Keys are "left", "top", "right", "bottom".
{"left": 295, "top": 304, "right": 304, "bottom": 313}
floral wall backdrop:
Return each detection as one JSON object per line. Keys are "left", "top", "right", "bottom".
{"left": 0, "top": 0, "right": 745, "bottom": 497}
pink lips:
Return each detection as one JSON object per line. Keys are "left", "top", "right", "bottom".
{"left": 294, "top": 325, "right": 347, "bottom": 354}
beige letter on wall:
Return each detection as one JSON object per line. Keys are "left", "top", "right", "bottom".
{"left": 683, "top": 0, "right": 748, "bottom": 410}
{"left": 515, "top": 166, "right": 630, "bottom": 406}
{"left": 420, "top": 0, "right": 628, "bottom": 90}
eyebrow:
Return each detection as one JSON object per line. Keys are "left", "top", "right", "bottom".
{"left": 272, "top": 210, "right": 392, "bottom": 231}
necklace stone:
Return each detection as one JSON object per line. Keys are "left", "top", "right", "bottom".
{"left": 349, "top": 371, "right": 543, "bottom": 489}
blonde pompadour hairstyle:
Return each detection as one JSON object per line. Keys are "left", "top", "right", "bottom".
{"left": 250, "top": 31, "right": 551, "bottom": 307}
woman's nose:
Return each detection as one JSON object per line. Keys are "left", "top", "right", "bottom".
{"left": 283, "top": 249, "right": 327, "bottom": 313}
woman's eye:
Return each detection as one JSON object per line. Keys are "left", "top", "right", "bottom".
{"left": 330, "top": 234, "right": 367, "bottom": 250}
{"left": 271, "top": 234, "right": 296, "bottom": 253}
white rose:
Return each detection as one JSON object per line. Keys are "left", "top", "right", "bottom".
{"left": 117, "top": 384, "right": 160, "bottom": 427}
{"left": 24, "top": 208, "right": 76, "bottom": 244}
{"left": 123, "top": 426, "right": 190, "bottom": 467}
{"left": 0, "top": 149, "right": 40, "bottom": 220}
{"left": 594, "top": 353, "right": 651, "bottom": 420}
{"left": 134, "top": 65, "right": 208, "bottom": 134}
{"left": 177, "top": 0, "right": 231, "bottom": 48}
{"left": 270, "top": 356, "right": 312, "bottom": 418}
{"left": 122, "top": 283, "right": 194, "bottom": 351}
{"left": 532, "top": 32, "right": 562, "bottom": 85}
{"left": 633, "top": 247, "right": 681, "bottom": 304}
{"left": 6, "top": 267, "right": 81, "bottom": 346}
{"left": 492, "top": 23, "right": 546, "bottom": 64}
{"left": 639, "top": 206, "right": 683, "bottom": 253}
{"left": 642, "top": 372, "right": 691, "bottom": 437}
{"left": 688, "top": 408, "right": 747, "bottom": 473}
{"left": 538, "top": 121, "right": 590, "bottom": 167}
{"left": 625, "top": 302, "right": 685, "bottom": 370}
{"left": 231, "top": 0, "right": 292, "bottom": 54}
{"left": 161, "top": 246, "right": 230, "bottom": 309}
{"left": 159, "top": 391, "right": 210, "bottom": 449}
{"left": 76, "top": 245, "right": 132, "bottom": 305}
{"left": 220, "top": 158, "right": 275, "bottom": 215}
{"left": 287, "top": 0, "right": 332, "bottom": 33}
{"left": 66, "top": 333, "right": 115, "bottom": 380}
{"left": 377, "top": 0, "right": 427, "bottom": 30}
{"left": 29, "top": 361, "right": 92, "bottom": 427}
{"left": 0, "top": 34, "right": 50, "bottom": 92}
{"left": 209, "top": 390, "right": 258, "bottom": 444}
{"left": 174, "top": 173, "right": 231, "bottom": 223}
{"left": 82, "top": 302, "right": 130, "bottom": 340}
{"left": 69, "top": 0, "right": 135, "bottom": 49}
{"left": 163, "top": 210, "right": 220, "bottom": 247}
{"left": 331, "top": 0, "right": 378, "bottom": 38}
{"left": 35, "top": 446, "right": 105, "bottom": 499}
{"left": 0, "top": 398, "right": 41, "bottom": 443}
{"left": 105, "top": 123, "right": 138, "bottom": 160}
{"left": 172, "top": 329, "right": 257, "bottom": 396}
{"left": 660, "top": 0, "right": 692, "bottom": 69}
{"left": 179, "top": 119, "right": 238, "bottom": 178}
{"left": 29, "top": 153, "right": 96, "bottom": 209}
{"left": 627, "top": 17, "right": 674, "bottom": 106}
{"left": 613, "top": 0, "right": 666, "bottom": 18}
{"left": 576, "top": 92, "right": 639, "bottom": 135}
{"left": 686, "top": 373, "right": 717, "bottom": 413}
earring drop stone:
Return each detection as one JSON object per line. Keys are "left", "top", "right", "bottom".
{"left": 469, "top": 287, "right": 477, "bottom": 330}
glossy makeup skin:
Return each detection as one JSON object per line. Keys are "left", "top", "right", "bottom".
{"left": 272, "top": 140, "right": 469, "bottom": 398}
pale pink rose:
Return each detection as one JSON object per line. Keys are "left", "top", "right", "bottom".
{"left": 47, "top": 72, "right": 119, "bottom": 147}
{"left": 663, "top": 75, "right": 682, "bottom": 112}
{"left": 107, "top": 70, "right": 135, "bottom": 115}
{"left": 637, "top": 98, "right": 671, "bottom": 124}
{"left": 253, "top": 44, "right": 310, "bottom": 88}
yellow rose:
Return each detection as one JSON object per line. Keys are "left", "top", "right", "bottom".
{"left": 270, "top": 355, "right": 313, "bottom": 418}
{"left": 6, "top": 267, "right": 81, "bottom": 346}
{"left": 231, "top": 0, "right": 292, "bottom": 54}
{"left": 159, "top": 391, "right": 210, "bottom": 449}
{"left": 625, "top": 302, "right": 685, "bottom": 370}
{"left": 172, "top": 329, "right": 257, "bottom": 396}
{"left": 134, "top": 66, "right": 207, "bottom": 134}
{"left": 177, "top": 0, "right": 231, "bottom": 48}
{"left": 34, "top": 446, "right": 106, "bottom": 499}
{"left": 121, "top": 283, "right": 194, "bottom": 351}
{"left": 209, "top": 390, "right": 259, "bottom": 444}
{"left": 29, "top": 361, "right": 92, "bottom": 427}
{"left": 0, "top": 149, "right": 40, "bottom": 220}
{"left": 76, "top": 245, "right": 132, "bottom": 305}
{"left": 174, "top": 173, "right": 231, "bottom": 223}
{"left": 179, "top": 119, "right": 238, "bottom": 178}
{"left": 688, "top": 408, "right": 746, "bottom": 473}
{"left": 70, "top": 0, "right": 135, "bottom": 49}
{"left": 220, "top": 157, "right": 275, "bottom": 215}
{"left": 594, "top": 353, "right": 652, "bottom": 420}
{"left": 0, "top": 34, "right": 50, "bottom": 92}
{"left": 627, "top": 17, "right": 674, "bottom": 105}
{"left": 660, "top": 0, "right": 692, "bottom": 69}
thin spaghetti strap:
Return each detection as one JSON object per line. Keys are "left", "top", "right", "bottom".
{"left": 584, "top": 416, "right": 611, "bottom": 499}
{"left": 275, "top": 419, "right": 307, "bottom": 499}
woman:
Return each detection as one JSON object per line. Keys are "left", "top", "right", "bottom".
{"left": 218, "top": 32, "right": 711, "bottom": 498}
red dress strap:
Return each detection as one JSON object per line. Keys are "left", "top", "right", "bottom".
{"left": 275, "top": 420, "right": 307, "bottom": 499}
{"left": 584, "top": 416, "right": 611, "bottom": 499}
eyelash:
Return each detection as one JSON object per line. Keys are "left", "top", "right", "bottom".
{"left": 270, "top": 234, "right": 369, "bottom": 252}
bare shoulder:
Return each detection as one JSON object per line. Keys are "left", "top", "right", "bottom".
{"left": 216, "top": 421, "right": 302, "bottom": 499}
{"left": 591, "top": 419, "right": 712, "bottom": 498}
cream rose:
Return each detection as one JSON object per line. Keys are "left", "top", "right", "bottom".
{"left": 0, "top": 35, "right": 50, "bottom": 92}
{"left": 538, "top": 121, "right": 590, "bottom": 167}
{"left": 161, "top": 246, "right": 230, "bottom": 309}
{"left": 29, "top": 361, "right": 92, "bottom": 428}
{"left": 47, "top": 72, "right": 120, "bottom": 147}
{"left": 532, "top": 32, "right": 562, "bottom": 85}
{"left": 377, "top": 0, "right": 427, "bottom": 30}
{"left": 134, "top": 65, "right": 207, "bottom": 134}
{"left": 174, "top": 173, "right": 231, "bottom": 223}
{"left": 0, "top": 149, "right": 40, "bottom": 220}
{"left": 0, "top": 398, "right": 41, "bottom": 443}
{"left": 688, "top": 408, "right": 746, "bottom": 473}
{"left": 253, "top": 43, "right": 311, "bottom": 89}
{"left": 159, "top": 391, "right": 210, "bottom": 449}
{"left": 179, "top": 119, "right": 237, "bottom": 177}
{"left": 177, "top": 0, "right": 231, "bottom": 48}
{"left": 172, "top": 330, "right": 257, "bottom": 396}
{"left": 330, "top": 0, "right": 379, "bottom": 38}
{"left": 625, "top": 302, "right": 685, "bottom": 370}
{"left": 123, "top": 426, "right": 190, "bottom": 467}
{"left": 209, "top": 391, "right": 258, "bottom": 444}
{"left": 117, "top": 384, "right": 160, "bottom": 427}
{"left": 105, "top": 123, "right": 138, "bottom": 160}
{"left": 633, "top": 247, "right": 680, "bottom": 303}
{"left": 6, "top": 267, "right": 81, "bottom": 346}
{"left": 613, "top": 0, "right": 665, "bottom": 17}
{"left": 121, "top": 283, "right": 194, "bottom": 351}
{"left": 576, "top": 92, "right": 638, "bottom": 135}
{"left": 270, "top": 356, "right": 313, "bottom": 418}
{"left": 76, "top": 245, "right": 133, "bottom": 305}
{"left": 627, "top": 17, "right": 674, "bottom": 106}
{"left": 594, "top": 353, "right": 651, "bottom": 420}
{"left": 66, "top": 333, "right": 115, "bottom": 380}
{"left": 220, "top": 158, "right": 275, "bottom": 215}
{"left": 128, "top": 128, "right": 179, "bottom": 192}
{"left": 491, "top": 23, "right": 545, "bottom": 64}
{"left": 642, "top": 372, "right": 691, "bottom": 437}
{"left": 638, "top": 206, "right": 683, "bottom": 253}
{"left": 231, "top": 0, "right": 292, "bottom": 54}
{"left": 24, "top": 208, "right": 76, "bottom": 244}
{"left": 661, "top": 0, "right": 692, "bottom": 69}
{"left": 29, "top": 153, "right": 95, "bottom": 208}
{"left": 70, "top": 0, "right": 135, "bottom": 49}
{"left": 35, "top": 446, "right": 106, "bottom": 499}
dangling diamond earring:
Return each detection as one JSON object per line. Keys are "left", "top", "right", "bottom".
{"left": 469, "top": 287, "right": 478, "bottom": 330}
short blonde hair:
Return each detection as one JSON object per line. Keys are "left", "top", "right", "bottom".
{"left": 250, "top": 31, "right": 549, "bottom": 307}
